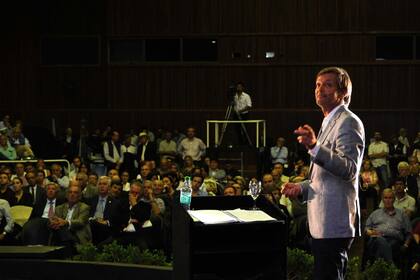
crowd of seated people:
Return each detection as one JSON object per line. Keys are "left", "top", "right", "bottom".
{"left": 0, "top": 114, "right": 419, "bottom": 275}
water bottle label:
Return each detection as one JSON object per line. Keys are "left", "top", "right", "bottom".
{"left": 180, "top": 193, "right": 191, "bottom": 205}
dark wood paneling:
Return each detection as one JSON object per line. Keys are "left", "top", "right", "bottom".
{"left": 1, "top": 0, "right": 420, "bottom": 149}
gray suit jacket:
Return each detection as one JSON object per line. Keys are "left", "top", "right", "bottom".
{"left": 55, "top": 201, "right": 92, "bottom": 244}
{"left": 301, "top": 105, "right": 365, "bottom": 239}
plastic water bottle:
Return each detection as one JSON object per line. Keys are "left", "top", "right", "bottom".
{"left": 180, "top": 176, "right": 192, "bottom": 210}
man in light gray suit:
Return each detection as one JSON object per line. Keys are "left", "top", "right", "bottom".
{"left": 282, "top": 67, "right": 365, "bottom": 280}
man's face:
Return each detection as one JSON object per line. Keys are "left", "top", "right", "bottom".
{"left": 98, "top": 178, "right": 109, "bottom": 195}
{"left": 36, "top": 172, "right": 45, "bottom": 184}
{"left": 236, "top": 84, "right": 243, "bottom": 93}
{"left": 73, "top": 157, "right": 81, "bottom": 167}
{"left": 224, "top": 187, "right": 236, "bottom": 196}
{"left": 164, "top": 132, "right": 172, "bottom": 141}
{"left": 111, "top": 132, "right": 119, "bottom": 142}
{"left": 129, "top": 184, "right": 142, "bottom": 201}
{"left": 315, "top": 73, "right": 344, "bottom": 111}
{"left": 399, "top": 166, "right": 410, "bottom": 177}
{"left": 16, "top": 164, "right": 25, "bottom": 175}
{"left": 394, "top": 181, "right": 405, "bottom": 195}
{"left": 191, "top": 176, "right": 203, "bottom": 191}
{"left": 273, "top": 164, "right": 283, "bottom": 175}
{"left": 121, "top": 172, "right": 129, "bottom": 182}
{"left": 88, "top": 175, "right": 98, "bottom": 186}
{"left": 382, "top": 192, "right": 395, "bottom": 209}
{"left": 52, "top": 166, "right": 62, "bottom": 177}
{"left": 140, "top": 166, "right": 151, "bottom": 177}
{"left": 0, "top": 173, "right": 9, "bottom": 185}
{"left": 0, "top": 135, "right": 7, "bottom": 146}
{"left": 209, "top": 160, "right": 218, "bottom": 170}
{"left": 46, "top": 184, "right": 58, "bottom": 199}
{"left": 108, "top": 169, "right": 118, "bottom": 177}
{"left": 186, "top": 128, "right": 195, "bottom": 138}
{"left": 67, "top": 186, "right": 81, "bottom": 205}
{"left": 263, "top": 175, "right": 274, "bottom": 189}
{"left": 26, "top": 172, "right": 36, "bottom": 186}
{"left": 374, "top": 132, "right": 382, "bottom": 142}
{"left": 153, "top": 180, "right": 164, "bottom": 194}
{"left": 111, "top": 184, "right": 122, "bottom": 197}
{"left": 276, "top": 138, "right": 285, "bottom": 147}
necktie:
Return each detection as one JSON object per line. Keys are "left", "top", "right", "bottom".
{"left": 95, "top": 198, "right": 105, "bottom": 219}
{"left": 48, "top": 200, "right": 54, "bottom": 218}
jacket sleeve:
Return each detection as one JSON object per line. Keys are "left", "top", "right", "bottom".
{"left": 313, "top": 116, "right": 365, "bottom": 182}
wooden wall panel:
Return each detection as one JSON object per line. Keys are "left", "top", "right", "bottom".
{"left": 1, "top": 0, "right": 420, "bottom": 149}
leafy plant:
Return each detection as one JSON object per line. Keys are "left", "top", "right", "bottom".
{"left": 362, "top": 258, "right": 400, "bottom": 280}
{"left": 287, "top": 248, "right": 314, "bottom": 280}
{"left": 73, "top": 241, "right": 171, "bottom": 267}
{"left": 345, "top": 256, "right": 361, "bottom": 280}
{"left": 73, "top": 242, "right": 98, "bottom": 261}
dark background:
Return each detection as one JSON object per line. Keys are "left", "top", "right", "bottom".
{"left": 1, "top": 0, "right": 419, "bottom": 145}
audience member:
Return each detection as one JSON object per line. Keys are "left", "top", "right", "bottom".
{"left": 0, "top": 134, "right": 17, "bottom": 160}
{"left": 397, "top": 161, "right": 419, "bottom": 201}
{"left": 88, "top": 176, "right": 124, "bottom": 245}
{"left": 22, "top": 182, "right": 64, "bottom": 245}
{"left": 11, "top": 177, "right": 32, "bottom": 206}
{"left": 368, "top": 131, "right": 390, "bottom": 188}
{"left": 137, "top": 132, "right": 157, "bottom": 165}
{"left": 11, "top": 162, "right": 28, "bottom": 186}
{"left": 0, "top": 171, "right": 16, "bottom": 205}
{"left": 365, "top": 188, "right": 411, "bottom": 264}
{"left": 49, "top": 183, "right": 92, "bottom": 246}
{"left": 191, "top": 175, "right": 207, "bottom": 197}
{"left": 177, "top": 127, "right": 206, "bottom": 163}
{"left": 270, "top": 137, "right": 288, "bottom": 166}
{"left": 158, "top": 131, "right": 177, "bottom": 161}
{"left": 0, "top": 198, "right": 14, "bottom": 245}
{"left": 208, "top": 159, "right": 226, "bottom": 182}
{"left": 359, "top": 159, "right": 380, "bottom": 214}
{"left": 103, "top": 131, "right": 122, "bottom": 171}
{"left": 389, "top": 135, "right": 407, "bottom": 180}
{"left": 9, "top": 126, "right": 34, "bottom": 159}
{"left": 47, "top": 164, "right": 69, "bottom": 189}
{"left": 379, "top": 179, "right": 416, "bottom": 218}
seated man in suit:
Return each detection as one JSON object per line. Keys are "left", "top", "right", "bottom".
{"left": 88, "top": 176, "right": 124, "bottom": 245}
{"left": 119, "top": 180, "right": 151, "bottom": 249}
{"left": 23, "top": 171, "right": 46, "bottom": 206}
{"left": 365, "top": 188, "right": 411, "bottom": 264}
{"left": 21, "top": 182, "right": 64, "bottom": 245}
{"left": 49, "top": 182, "right": 91, "bottom": 246}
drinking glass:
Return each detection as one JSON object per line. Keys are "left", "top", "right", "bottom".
{"left": 248, "top": 180, "right": 261, "bottom": 210}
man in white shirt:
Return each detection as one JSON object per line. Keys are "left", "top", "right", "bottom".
{"left": 233, "top": 82, "right": 252, "bottom": 145}
{"left": 271, "top": 137, "right": 288, "bottom": 165}
{"left": 178, "top": 127, "right": 206, "bottom": 163}
{"left": 103, "top": 131, "right": 122, "bottom": 171}
{"left": 368, "top": 132, "right": 390, "bottom": 188}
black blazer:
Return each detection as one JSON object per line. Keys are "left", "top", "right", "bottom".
{"left": 29, "top": 197, "right": 65, "bottom": 219}
{"left": 137, "top": 141, "right": 157, "bottom": 162}
{"left": 88, "top": 195, "right": 125, "bottom": 230}
{"left": 13, "top": 192, "right": 33, "bottom": 207}
{"left": 23, "top": 185, "right": 46, "bottom": 206}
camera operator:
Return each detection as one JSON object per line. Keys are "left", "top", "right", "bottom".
{"left": 233, "top": 82, "right": 252, "bottom": 145}
{"left": 233, "top": 82, "right": 252, "bottom": 120}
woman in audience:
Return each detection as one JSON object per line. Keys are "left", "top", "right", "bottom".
{"left": 360, "top": 159, "right": 380, "bottom": 216}
{"left": 12, "top": 177, "right": 32, "bottom": 206}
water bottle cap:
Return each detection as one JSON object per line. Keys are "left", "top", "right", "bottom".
{"left": 184, "top": 176, "right": 191, "bottom": 180}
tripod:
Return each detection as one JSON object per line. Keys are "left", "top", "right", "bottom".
{"left": 218, "top": 102, "right": 252, "bottom": 147}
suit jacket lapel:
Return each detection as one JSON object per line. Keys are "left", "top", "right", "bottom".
{"left": 318, "top": 107, "right": 345, "bottom": 145}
